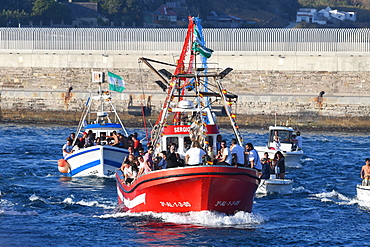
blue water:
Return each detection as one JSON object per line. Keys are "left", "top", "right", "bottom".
{"left": 1, "top": 124, "right": 370, "bottom": 246}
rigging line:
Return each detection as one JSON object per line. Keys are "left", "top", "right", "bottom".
{"left": 138, "top": 60, "right": 149, "bottom": 142}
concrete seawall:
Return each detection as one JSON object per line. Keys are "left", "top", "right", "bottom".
{"left": 1, "top": 51, "right": 370, "bottom": 131}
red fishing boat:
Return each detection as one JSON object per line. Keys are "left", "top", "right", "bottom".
{"left": 115, "top": 17, "right": 260, "bottom": 214}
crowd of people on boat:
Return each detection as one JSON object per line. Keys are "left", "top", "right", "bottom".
{"left": 117, "top": 136, "right": 288, "bottom": 185}
{"left": 62, "top": 131, "right": 142, "bottom": 158}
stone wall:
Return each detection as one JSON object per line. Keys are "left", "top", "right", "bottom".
{"left": 1, "top": 51, "right": 370, "bottom": 131}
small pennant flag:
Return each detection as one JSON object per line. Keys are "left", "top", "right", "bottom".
{"left": 107, "top": 72, "right": 125, "bottom": 92}
{"left": 168, "top": 107, "right": 173, "bottom": 112}
{"left": 231, "top": 113, "right": 236, "bottom": 119}
{"left": 222, "top": 89, "right": 227, "bottom": 94}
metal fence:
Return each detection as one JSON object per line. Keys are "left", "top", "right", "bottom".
{"left": 0, "top": 27, "right": 369, "bottom": 52}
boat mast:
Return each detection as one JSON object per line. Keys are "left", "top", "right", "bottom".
{"left": 215, "top": 77, "right": 244, "bottom": 147}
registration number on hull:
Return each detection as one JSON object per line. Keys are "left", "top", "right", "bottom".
{"left": 215, "top": 200, "right": 241, "bottom": 206}
{"left": 160, "top": 201, "right": 192, "bottom": 207}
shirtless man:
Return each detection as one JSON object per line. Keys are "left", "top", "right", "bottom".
{"left": 108, "top": 131, "right": 120, "bottom": 146}
{"left": 361, "top": 158, "right": 370, "bottom": 186}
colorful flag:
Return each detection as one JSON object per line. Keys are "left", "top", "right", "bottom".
{"left": 107, "top": 72, "right": 125, "bottom": 92}
{"left": 192, "top": 42, "right": 214, "bottom": 59}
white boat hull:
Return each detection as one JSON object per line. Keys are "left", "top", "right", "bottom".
{"left": 255, "top": 146, "right": 303, "bottom": 166}
{"left": 64, "top": 145, "right": 128, "bottom": 177}
{"left": 356, "top": 184, "right": 370, "bottom": 201}
{"left": 256, "top": 177, "right": 293, "bottom": 194}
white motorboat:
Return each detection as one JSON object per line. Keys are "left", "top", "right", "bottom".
{"left": 58, "top": 73, "right": 130, "bottom": 177}
{"left": 256, "top": 175, "right": 293, "bottom": 194}
{"left": 356, "top": 184, "right": 370, "bottom": 201}
{"left": 255, "top": 126, "right": 303, "bottom": 166}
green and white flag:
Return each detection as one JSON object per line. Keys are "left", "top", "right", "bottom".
{"left": 107, "top": 72, "right": 125, "bottom": 92}
{"left": 192, "top": 42, "right": 214, "bottom": 59}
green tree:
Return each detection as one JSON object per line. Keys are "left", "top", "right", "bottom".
{"left": 32, "top": 0, "right": 71, "bottom": 24}
{"left": 0, "top": 9, "right": 29, "bottom": 27}
{"left": 122, "top": 0, "right": 143, "bottom": 25}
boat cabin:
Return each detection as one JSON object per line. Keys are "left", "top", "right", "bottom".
{"left": 84, "top": 123, "right": 123, "bottom": 145}
{"left": 267, "top": 126, "right": 295, "bottom": 151}
{"left": 158, "top": 100, "right": 220, "bottom": 157}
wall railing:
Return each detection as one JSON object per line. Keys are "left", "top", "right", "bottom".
{"left": 0, "top": 28, "right": 369, "bottom": 52}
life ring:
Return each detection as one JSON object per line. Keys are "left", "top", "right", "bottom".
{"left": 58, "top": 159, "right": 70, "bottom": 173}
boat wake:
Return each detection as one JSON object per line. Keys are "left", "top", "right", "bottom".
{"left": 97, "top": 210, "right": 264, "bottom": 228}
{"left": 309, "top": 190, "right": 358, "bottom": 206}
{"left": 61, "top": 195, "right": 116, "bottom": 209}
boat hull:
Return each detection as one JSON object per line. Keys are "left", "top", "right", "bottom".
{"left": 64, "top": 145, "right": 128, "bottom": 177}
{"left": 256, "top": 178, "right": 293, "bottom": 194}
{"left": 356, "top": 184, "right": 370, "bottom": 201}
{"left": 116, "top": 166, "right": 260, "bottom": 214}
{"left": 255, "top": 146, "right": 303, "bottom": 166}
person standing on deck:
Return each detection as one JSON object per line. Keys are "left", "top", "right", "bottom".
{"left": 245, "top": 143, "right": 262, "bottom": 172}
{"left": 144, "top": 146, "right": 155, "bottom": 171}
{"left": 230, "top": 138, "right": 245, "bottom": 167}
{"left": 296, "top": 131, "right": 303, "bottom": 150}
{"left": 361, "top": 158, "right": 370, "bottom": 186}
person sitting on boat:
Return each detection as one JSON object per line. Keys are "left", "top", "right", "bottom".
{"left": 274, "top": 151, "right": 286, "bottom": 179}
{"left": 296, "top": 131, "right": 303, "bottom": 150}
{"left": 78, "top": 132, "right": 87, "bottom": 148}
{"left": 124, "top": 153, "right": 136, "bottom": 165}
{"left": 62, "top": 138, "right": 74, "bottom": 158}
{"left": 137, "top": 147, "right": 144, "bottom": 156}
{"left": 84, "top": 130, "right": 95, "bottom": 148}
{"left": 156, "top": 151, "right": 167, "bottom": 170}
{"left": 215, "top": 140, "right": 232, "bottom": 166}
{"left": 361, "top": 158, "right": 370, "bottom": 186}
{"left": 260, "top": 158, "right": 271, "bottom": 179}
{"left": 132, "top": 134, "right": 142, "bottom": 155}
{"left": 120, "top": 160, "right": 135, "bottom": 185}
{"left": 94, "top": 137, "right": 101, "bottom": 146}
{"left": 245, "top": 143, "right": 262, "bottom": 172}
{"left": 205, "top": 146, "right": 216, "bottom": 165}
{"left": 120, "top": 135, "right": 129, "bottom": 149}
{"left": 137, "top": 155, "right": 151, "bottom": 176}
{"left": 107, "top": 131, "right": 120, "bottom": 147}
{"left": 166, "top": 143, "right": 183, "bottom": 168}
{"left": 185, "top": 141, "right": 207, "bottom": 166}
{"left": 69, "top": 132, "right": 81, "bottom": 147}
{"left": 230, "top": 138, "right": 245, "bottom": 167}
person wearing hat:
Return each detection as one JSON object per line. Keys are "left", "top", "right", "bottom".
{"left": 296, "top": 131, "right": 303, "bottom": 150}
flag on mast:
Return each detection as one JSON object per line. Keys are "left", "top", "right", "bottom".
{"left": 107, "top": 72, "right": 125, "bottom": 92}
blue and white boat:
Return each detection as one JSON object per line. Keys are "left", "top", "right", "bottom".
{"left": 58, "top": 73, "right": 129, "bottom": 177}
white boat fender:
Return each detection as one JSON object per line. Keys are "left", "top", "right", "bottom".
{"left": 58, "top": 159, "right": 70, "bottom": 173}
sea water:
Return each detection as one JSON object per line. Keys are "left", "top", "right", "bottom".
{"left": 1, "top": 124, "right": 370, "bottom": 246}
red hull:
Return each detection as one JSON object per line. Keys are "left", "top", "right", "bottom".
{"left": 115, "top": 166, "right": 260, "bottom": 214}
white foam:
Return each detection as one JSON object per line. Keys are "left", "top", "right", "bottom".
{"left": 76, "top": 199, "right": 116, "bottom": 209}
{"left": 63, "top": 195, "right": 75, "bottom": 205}
{"left": 293, "top": 186, "right": 311, "bottom": 193}
{"left": 311, "top": 190, "right": 358, "bottom": 206}
{"left": 97, "top": 210, "right": 264, "bottom": 228}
